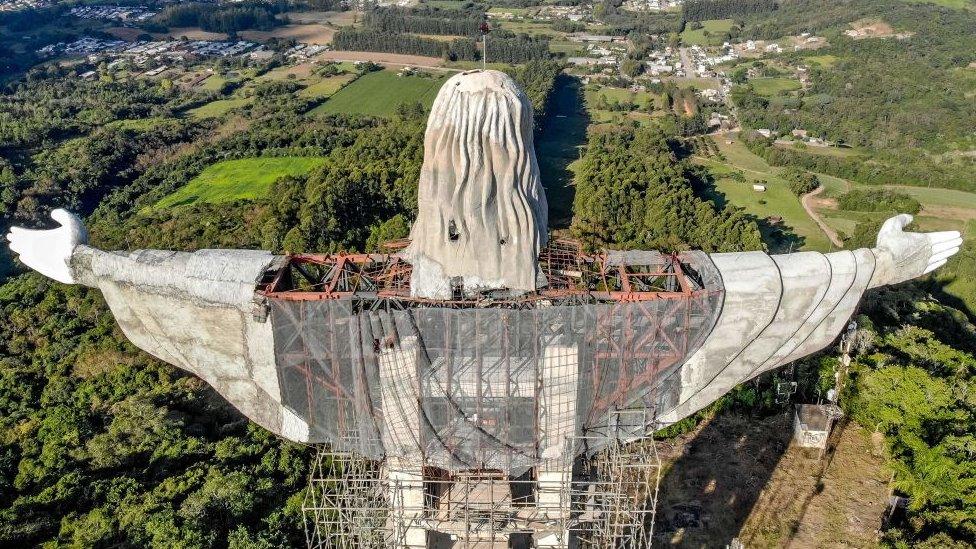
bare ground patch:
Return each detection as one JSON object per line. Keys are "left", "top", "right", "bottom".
{"left": 315, "top": 50, "right": 447, "bottom": 69}
{"left": 240, "top": 24, "right": 336, "bottom": 45}
{"left": 655, "top": 414, "right": 888, "bottom": 548}
{"left": 104, "top": 26, "right": 145, "bottom": 41}
{"left": 165, "top": 27, "right": 229, "bottom": 41}
{"left": 845, "top": 19, "right": 914, "bottom": 40}
{"left": 920, "top": 204, "right": 976, "bottom": 222}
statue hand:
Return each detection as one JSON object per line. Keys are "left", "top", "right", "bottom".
{"left": 6, "top": 209, "right": 88, "bottom": 284}
{"left": 873, "top": 214, "right": 961, "bottom": 286}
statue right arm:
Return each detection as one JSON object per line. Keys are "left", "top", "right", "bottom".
{"left": 661, "top": 215, "right": 961, "bottom": 425}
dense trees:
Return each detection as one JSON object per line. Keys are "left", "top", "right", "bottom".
{"left": 152, "top": 3, "right": 283, "bottom": 34}
{"left": 780, "top": 166, "right": 819, "bottom": 196}
{"left": 847, "top": 289, "right": 976, "bottom": 546}
{"left": 681, "top": 0, "right": 777, "bottom": 22}
{"left": 837, "top": 189, "right": 921, "bottom": 215}
{"left": 571, "top": 126, "right": 763, "bottom": 252}
{"left": 332, "top": 28, "right": 551, "bottom": 64}
{"left": 730, "top": 0, "right": 976, "bottom": 193}
{"left": 332, "top": 6, "right": 551, "bottom": 63}
{"left": 364, "top": 7, "right": 484, "bottom": 36}
{"left": 0, "top": 275, "right": 309, "bottom": 547}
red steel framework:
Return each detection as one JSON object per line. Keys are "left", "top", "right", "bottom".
{"left": 257, "top": 239, "right": 706, "bottom": 307}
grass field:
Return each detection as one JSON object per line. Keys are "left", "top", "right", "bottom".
{"left": 299, "top": 73, "right": 358, "bottom": 99}
{"left": 803, "top": 54, "right": 841, "bottom": 68}
{"left": 107, "top": 117, "right": 176, "bottom": 131}
{"left": 155, "top": 157, "right": 327, "bottom": 208}
{"left": 698, "top": 138, "right": 843, "bottom": 250}
{"left": 681, "top": 19, "right": 734, "bottom": 46}
{"left": 186, "top": 98, "right": 253, "bottom": 120}
{"left": 585, "top": 85, "right": 656, "bottom": 107}
{"left": 311, "top": 70, "right": 449, "bottom": 117}
{"left": 901, "top": 0, "right": 974, "bottom": 9}
{"left": 549, "top": 40, "right": 583, "bottom": 55}
{"left": 498, "top": 20, "right": 565, "bottom": 37}
{"left": 750, "top": 77, "right": 801, "bottom": 96}
{"left": 199, "top": 74, "right": 227, "bottom": 91}
{"left": 773, "top": 142, "right": 860, "bottom": 158}
{"left": 703, "top": 157, "right": 833, "bottom": 251}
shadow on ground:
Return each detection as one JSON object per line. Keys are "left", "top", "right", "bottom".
{"left": 536, "top": 73, "right": 588, "bottom": 230}
{"left": 653, "top": 412, "right": 793, "bottom": 547}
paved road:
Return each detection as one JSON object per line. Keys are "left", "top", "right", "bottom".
{"left": 802, "top": 186, "right": 844, "bottom": 248}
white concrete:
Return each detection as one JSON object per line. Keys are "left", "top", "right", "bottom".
{"left": 6, "top": 208, "right": 86, "bottom": 284}
{"left": 405, "top": 70, "right": 548, "bottom": 298}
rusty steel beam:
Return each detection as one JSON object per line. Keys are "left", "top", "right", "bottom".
{"left": 257, "top": 240, "right": 704, "bottom": 306}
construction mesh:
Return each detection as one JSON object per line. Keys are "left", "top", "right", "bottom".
{"left": 270, "top": 253, "right": 722, "bottom": 473}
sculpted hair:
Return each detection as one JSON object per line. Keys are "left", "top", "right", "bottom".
{"left": 407, "top": 70, "right": 548, "bottom": 297}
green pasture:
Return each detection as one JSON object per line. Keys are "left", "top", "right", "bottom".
{"left": 185, "top": 97, "right": 253, "bottom": 119}
{"left": 311, "top": 70, "right": 449, "bottom": 117}
{"left": 680, "top": 19, "right": 734, "bottom": 46}
{"left": 750, "top": 77, "right": 801, "bottom": 96}
{"left": 300, "top": 73, "right": 358, "bottom": 100}
{"left": 155, "top": 157, "right": 327, "bottom": 208}
{"left": 199, "top": 74, "right": 228, "bottom": 91}
{"left": 498, "top": 19, "right": 565, "bottom": 37}
{"left": 107, "top": 117, "right": 177, "bottom": 131}
{"left": 803, "top": 54, "right": 841, "bottom": 68}
{"left": 700, "top": 157, "right": 833, "bottom": 251}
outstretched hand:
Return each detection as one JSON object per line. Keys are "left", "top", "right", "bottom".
{"left": 876, "top": 214, "right": 961, "bottom": 279}
{"left": 6, "top": 209, "right": 87, "bottom": 284}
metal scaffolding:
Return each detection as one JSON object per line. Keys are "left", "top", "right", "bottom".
{"left": 304, "top": 410, "right": 662, "bottom": 549}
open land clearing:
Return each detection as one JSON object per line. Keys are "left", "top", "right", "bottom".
{"left": 315, "top": 50, "right": 448, "bottom": 69}
{"left": 280, "top": 10, "right": 359, "bottom": 25}
{"left": 163, "top": 27, "right": 228, "bottom": 41}
{"left": 310, "top": 70, "right": 449, "bottom": 117}
{"left": 104, "top": 27, "right": 147, "bottom": 41}
{"left": 681, "top": 19, "right": 735, "bottom": 46}
{"left": 155, "top": 157, "right": 327, "bottom": 209}
{"left": 240, "top": 24, "right": 337, "bottom": 45}
{"left": 750, "top": 77, "right": 801, "bottom": 96}
{"left": 186, "top": 98, "right": 253, "bottom": 120}
{"left": 299, "top": 73, "right": 359, "bottom": 99}
{"left": 657, "top": 413, "right": 888, "bottom": 547}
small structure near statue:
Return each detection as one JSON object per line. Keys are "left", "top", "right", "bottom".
{"left": 793, "top": 404, "right": 843, "bottom": 449}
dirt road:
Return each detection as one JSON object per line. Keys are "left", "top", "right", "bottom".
{"left": 802, "top": 185, "right": 844, "bottom": 248}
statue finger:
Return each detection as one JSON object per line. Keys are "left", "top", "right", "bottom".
{"left": 929, "top": 247, "right": 959, "bottom": 265}
{"left": 880, "top": 214, "right": 913, "bottom": 234}
{"left": 923, "top": 258, "right": 948, "bottom": 274}
{"left": 931, "top": 237, "right": 963, "bottom": 255}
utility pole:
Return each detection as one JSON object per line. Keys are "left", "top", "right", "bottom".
{"left": 481, "top": 17, "right": 490, "bottom": 70}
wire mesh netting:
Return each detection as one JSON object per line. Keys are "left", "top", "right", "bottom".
{"left": 269, "top": 251, "right": 722, "bottom": 473}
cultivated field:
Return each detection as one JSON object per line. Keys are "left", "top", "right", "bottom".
{"left": 310, "top": 70, "right": 449, "bottom": 117}
{"left": 240, "top": 24, "right": 337, "bottom": 45}
{"left": 155, "top": 157, "right": 327, "bottom": 208}
{"left": 299, "top": 73, "right": 359, "bottom": 99}
{"left": 315, "top": 50, "right": 447, "bottom": 68}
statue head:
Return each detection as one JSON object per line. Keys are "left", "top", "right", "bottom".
{"left": 406, "top": 70, "right": 548, "bottom": 299}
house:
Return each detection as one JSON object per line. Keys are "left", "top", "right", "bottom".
{"left": 791, "top": 129, "right": 809, "bottom": 139}
{"left": 752, "top": 184, "right": 767, "bottom": 192}
{"left": 756, "top": 128, "right": 773, "bottom": 138}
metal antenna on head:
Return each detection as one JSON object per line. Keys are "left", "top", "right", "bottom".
{"left": 480, "top": 16, "right": 490, "bottom": 69}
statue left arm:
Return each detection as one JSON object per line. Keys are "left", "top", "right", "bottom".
{"left": 6, "top": 210, "right": 310, "bottom": 441}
